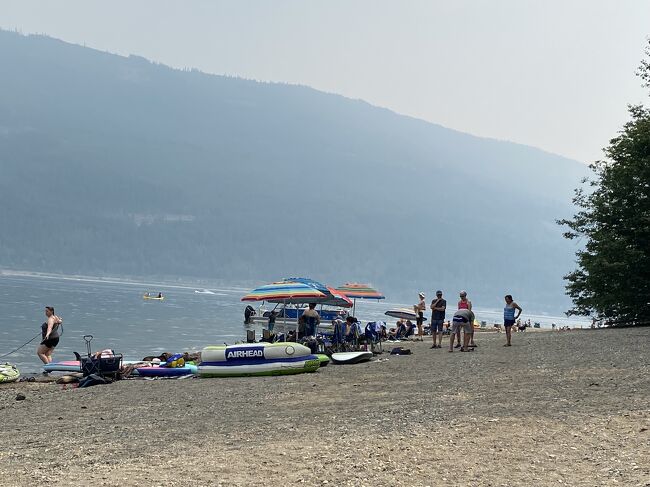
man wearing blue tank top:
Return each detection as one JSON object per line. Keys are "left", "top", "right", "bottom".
{"left": 503, "top": 295, "right": 522, "bottom": 347}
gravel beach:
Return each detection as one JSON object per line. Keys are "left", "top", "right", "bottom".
{"left": 1, "top": 327, "right": 649, "bottom": 487}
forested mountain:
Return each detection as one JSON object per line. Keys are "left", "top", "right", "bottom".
{"left": 0, "top": 31, "right": 587, "bottom": 312}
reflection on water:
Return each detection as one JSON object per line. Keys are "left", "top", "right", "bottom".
{"left": 0, "top": 274, "right": 589, "bottom": 372}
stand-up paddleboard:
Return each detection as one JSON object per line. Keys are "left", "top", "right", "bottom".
{"left": 330, "top": 351, "right": 373, "bottom": 365}
{"left": 44, "top": 360, "right": 147, "bottom": 373}
{"left": 43, "top": 360, "right": 82, "bottom": 373}
{"left": 136, "top": 364, "right": 197, "bottom": 377}
{"left": 0, "top": 363, "right": 20, "bottom": 383}
{"left": 199, "top": 342, "right": 320, "bottom": 377}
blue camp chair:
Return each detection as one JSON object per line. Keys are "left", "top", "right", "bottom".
{"left": 365, "top": 321, "right": 385, "bottom": 353}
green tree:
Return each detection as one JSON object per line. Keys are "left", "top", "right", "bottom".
{"left": 559, "top": 40, "right": 650, "bottom": 325}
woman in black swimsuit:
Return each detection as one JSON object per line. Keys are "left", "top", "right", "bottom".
{"left": 37, "top": 306, "right": 62, "bottom": 364}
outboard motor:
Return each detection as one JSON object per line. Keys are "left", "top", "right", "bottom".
{"left": 244, "top": 305, "right": 256, "bottom": 324}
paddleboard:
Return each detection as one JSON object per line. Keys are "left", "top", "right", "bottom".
{"left": 136, "top": 364, "right": 197, "bottom": 377}
{"left": 44, "top": 360, "right": 145, "bottom": 373}
{"left": 0, "top": 363, "right": 20, "bottom": 383}
{"left": 330, "top": 351, "right": 373, "bottom": 365}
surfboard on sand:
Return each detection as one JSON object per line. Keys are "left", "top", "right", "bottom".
{"left": 330, "top": 351, "right": 373, "bottom": 364}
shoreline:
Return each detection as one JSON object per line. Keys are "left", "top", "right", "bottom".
{"left": 1, "top": 327, "right": 648, "bottom": 486}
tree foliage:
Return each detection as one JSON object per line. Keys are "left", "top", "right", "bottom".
{"left": 559, "top": 40, "right": 650, "bottom": 325}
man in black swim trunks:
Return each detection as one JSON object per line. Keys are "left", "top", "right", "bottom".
{"left": 37, "top": 306, "right": 62, "bottom": 364}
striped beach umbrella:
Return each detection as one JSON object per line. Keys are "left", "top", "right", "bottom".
{"left": 335, "top": 283, "right": 385, "bottom": 316}
{"left": 282, "top": 278, "right": 353, "bottom": 309}
{"left": 323, "top": 287, "right": 353, "bottom": 308}
{"left": 241, "top": 281, "right": 327, "bottom": 304}
{"left": 335, "top": 283, "right": 385, "bottom": 300}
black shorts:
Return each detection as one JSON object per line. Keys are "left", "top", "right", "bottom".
{"left": 41, "top": 337, "right": 60, "bottom": 349}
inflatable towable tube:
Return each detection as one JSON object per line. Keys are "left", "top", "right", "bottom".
{"left": 199, "top": 342, "right": 320, "bottom": 377}
{"left": 0, "top": 363, "right": 20, "bottom": 383}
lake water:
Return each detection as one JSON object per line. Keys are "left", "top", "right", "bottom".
{"left": 0, "top": 273, "right": 589, "bottom": 372}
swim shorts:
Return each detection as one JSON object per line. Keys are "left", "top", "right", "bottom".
{"left": 504, "top": 319, "right": 516, "bottom": 328}
{"left": 431, "top": 319, "right": 444, "bottom": 333}
{"left": 416, "top": 311, "right": 424, "bottom": 325}
{"left": 41, "top": 337, "right": 60, "bottom": 349}
{"left": 451, "top": 317, "right": 472, "bottom": 334}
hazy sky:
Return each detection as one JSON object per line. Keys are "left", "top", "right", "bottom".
{"left": 2, "top": 0, "right": 649, "bottom": 162}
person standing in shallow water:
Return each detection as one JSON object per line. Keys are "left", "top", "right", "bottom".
{"left": 503, "top": 295, "right": 523, "bottom": 346}
{"left": 37, "top": 306, "right": 62, "bottom": 364}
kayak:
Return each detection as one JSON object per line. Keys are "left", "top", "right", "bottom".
{"left": 330, "top": 351, "right": 373, "bottom": 365}
{"left": 143, "top": 295, "right": 165, "bottom": 301}
{"left": 0, "top": 363, "right": 20, "bottom": 383}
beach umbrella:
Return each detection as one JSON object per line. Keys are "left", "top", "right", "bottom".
{"left": 241, "top": 281, "right": 327, "bottom": 336}
{"left": 335, "top": 282, "right": 385, "bottom": 316}
{"left": 282, "top": 278, "right": 353, "bottom": 309}
{"left": 322, "top": 287, "right": 353, "bottom": 308}
{"left": 241, "top": 281, "right": 327, "bottom": 304}
{"left": 281, "top": 277, "right": 330, "bottom": 295}
{"left": 385, "top": 308, "right": 428, "bottom": 321}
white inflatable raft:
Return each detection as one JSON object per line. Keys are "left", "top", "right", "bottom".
{"left": 199, "top": 342, "right": 320, "bottom": 377}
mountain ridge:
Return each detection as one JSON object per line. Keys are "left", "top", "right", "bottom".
{"left": 0, "top": 30, "right": 587, "bottom": 312}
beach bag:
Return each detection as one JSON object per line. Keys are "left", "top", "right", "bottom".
{"left": 390, "top": 347, "right": 412, "bottom": 355}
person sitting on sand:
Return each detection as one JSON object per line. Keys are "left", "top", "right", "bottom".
{"left": 37, "top": 306, "right": 63, "bottom": 365}
{"left": 388, "top": 319, "right": 404, "bottom": 340}
{"left": 503, "top": 295, "right": 523, "bottom": 346}
{"left": 450, "top": 308, "right": 474, "bottom": 352}
{"left": 345, "top": 316, "right": 360, "bottom": 341}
